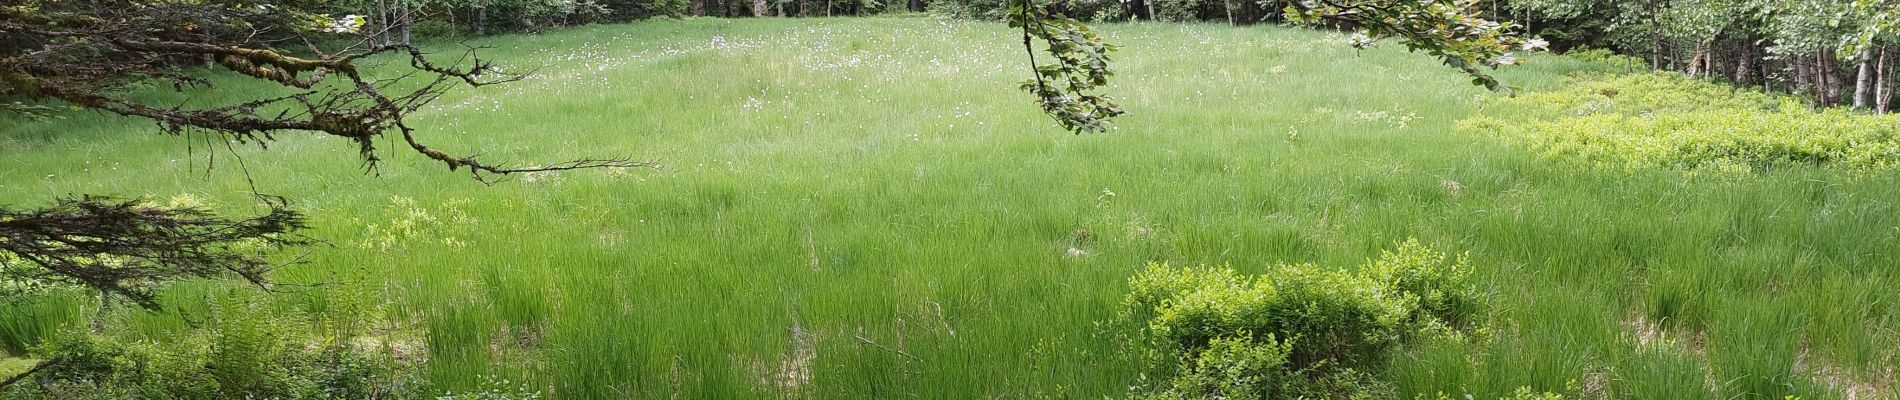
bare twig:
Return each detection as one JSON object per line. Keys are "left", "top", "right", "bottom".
{"left": 0, "top": 357, "right": 64, "bottom": 392}
{"left": 853, "top": 335, "right": 923, "bottom": 362}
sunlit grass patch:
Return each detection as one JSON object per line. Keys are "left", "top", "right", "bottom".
{"left": 2, "top": 17, "right": 1898, "bottom": 399}
{"left": 1461, "top": 72, "right": 1900, "bottom": 175}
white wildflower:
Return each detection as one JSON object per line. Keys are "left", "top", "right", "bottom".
{"left": 1347, "top": 32, "right": 1377, "bottom": 49}
{"left": 323, "top": 14, "right": 366, "bottom": 34}
{"left": 1489, "top": 52, "right": 1518, "bottom": 66}
{"left": 1521, "top": 38, "right": 1550, "bottom": 52}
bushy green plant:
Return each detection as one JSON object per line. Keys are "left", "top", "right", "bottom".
{"left": 1367, "top": 239, "right": 1483, "bottom": 331}
{"left": 1, "top": 294, "right": 426, "bottom": 400}
{"left": 438, "top": 376, "right": 546, "bottom": 400}
{"left": 1555, "top": 47, "right": 1645, "bottom": 71}
{"left": 1120, "top": 239, "right": 1484, "bottom": 399}
{"left": 1419, "top": 386, "right": 1573, "bottom": 400}
{"left": 1459, "top": 72, "right": 1900, "bottom": 174}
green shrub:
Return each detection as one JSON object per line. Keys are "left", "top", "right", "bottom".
{"left": 5, "top": 334, "right": 425, "bottom": 400}
{"left": 1159, "top": 335, "right": 1293, "bottom": 399}
{"left": 1459, "top": 72, "right": 1900, "bottom": 174}
{"left": 1557, "top": 47, "right": 1646, "bottom": 71}
{"left": 1120, "top": 239, "right": 1484, "bottom": 399}
{"left": 1, "top": 294, "right": 427, "bottom": 400}
{"left": 1368, "top": 239, "right": 1483, "bottom": 331}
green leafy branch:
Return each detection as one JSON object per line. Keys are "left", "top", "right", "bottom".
{"left": 1285, "top": 0, "right": 1541, "bottom": 92}
{"left": 1010, "top": 0, "right": 1125, "bottom": 134}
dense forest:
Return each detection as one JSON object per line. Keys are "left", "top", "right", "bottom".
{"left": 9, "top": 0, "right": 1893, "bottom": 112}
{"left": 189, "top": 0, "right": 1896, "bottom": 112}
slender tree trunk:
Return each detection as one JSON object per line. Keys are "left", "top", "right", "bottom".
{"left": 1757, "top": 57, "right": 1767, "bottom": 92}
{"left": 1794, "top": 54, "right": 1812, "bottom": 100}
{"left": 475, "top": 7, "right": 487, "bottom": 35}
{"left": 1816, "top": 53, "right": 1828, "bottom": 107}
{"left": 1223, "top": 0, "right": 1235, "bottom": 26}
{"left": 1687, "top": 44, "right": 1707, "bottom": 77}
{"left": 1855, "top": 49, "right": 1875, "bottom": 109}
{"left": 378, "top": 0, "right": 392, "bottom": 46}
{"left": 1879, "top": 46, "right": 1892, "bottom": 114}
{"left": 1824, "top": 52, "right": 1843, "bottom": 107}
{"left": 399, "top": 6, "right": 413, "bottom": 45}
{"left": 1647, "top": 2, "right": 1663, "bottom": 71}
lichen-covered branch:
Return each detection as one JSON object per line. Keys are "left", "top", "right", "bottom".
{"left": 1, "top": 1, "right": 650, "bottom": 182}
{"left": 0, "top": 197, "right": 308, "bottom": 310}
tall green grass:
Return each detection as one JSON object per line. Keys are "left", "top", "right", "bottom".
{"left": 2, "top": 17, "right": 1896, "bottom": 399}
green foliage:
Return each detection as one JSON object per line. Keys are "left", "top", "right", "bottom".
{"left": 1366, "top": 239, "right": 1483, "bottom": 331}
{"left": 1459, "top": 72, "right": 1900, "bottom": 173}
{"left": 1841, "top": 0, "right": 1898, "bottom": 58}
{"left": 1284, "top": 0, "right": 1542, "bottom": 91}
{"left": 7, "top": 334, "right": 423, "bottom": 399}
{"left": 1121, "top": 239, "right": 1484, "bottom": 399}
{"left": 929, "top": 0, "right": 1007, "bottom": 18}
{"left": 1558, "top": 47, "right": 1648, "bottom": 70}
{"left": 1143, "top": 336, "right": 1293, "bottom": 400}
{"left": 1009, "top": 1, "right": 1125, "bottom": 133}
{"left": 439, "top": 376, "right": 547, "bottom": 400}
{"left": 1754, "top": 0, "right": 1859, "bottom": 58}
{"left": 1, "top": 293, "right": 427, "bottom": 399}
{"left": 1420, "top": 386, "right": 1574, "bottom": 400}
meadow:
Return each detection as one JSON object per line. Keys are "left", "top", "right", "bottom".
{"left": 3, "top": 16, "right": 1898, "bottom": 399}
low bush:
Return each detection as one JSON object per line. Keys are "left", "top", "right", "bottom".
{"left": 1120, "top": 239, "right": 1484, "bottom": 399}
{"left": 0, "top": 293, "right": 432, "bottom": 400}
{"left": 1458, "top": 72, "right": 1900, "bottom": 174}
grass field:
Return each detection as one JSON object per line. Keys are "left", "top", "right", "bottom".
{"left": 3, "top": 16, "right": 1898, "bottom": 399}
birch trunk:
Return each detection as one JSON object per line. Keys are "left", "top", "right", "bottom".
{"left": 1855, "top": 49, "right": 1875, "bottom": 109}
{"left": 1879, "top": 47, "right": 1892, "bottom": 114}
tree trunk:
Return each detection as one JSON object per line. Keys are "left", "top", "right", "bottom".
{"left": 1734, "top": 40, "right": 1752, "bottom": 85}
{"left": 1879, "top": 46, "right": 1892, "bottom": 114}
{"left": 1686, "top": 44, "right": 1707, "bottom": 77}
{"left": 1855, "top": 49, "right": 1875, "bottom": 109}
{"left": 754, "top": 0, "right": 769, "bottom": 16}
{"left": 1647, "top": 2, "right": 1663, "bottom": 70}
{"left": 378, "top": 0, "right": 392, "bottom": 46}
{"left": 1117, "top": 0, "right": 1147, "bottom": 20}
{"left": 399, "top": 7, "right": 413, "bottom": 45}
{"left": 475, "top": 7, "right": 487, "bottom": 35}
{"left": 1223, "top": 0, "right": 1235, "bottom": 26}
{"left": 1794, "top": 54, "right": 1811, "bottom": 99}
{"left": 1823, "top": 52, "right": 1842, "bottom": 107}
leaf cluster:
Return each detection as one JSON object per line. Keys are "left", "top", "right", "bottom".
{"left": 1119, "top": 239, "right": 1485, "bottom": 399}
